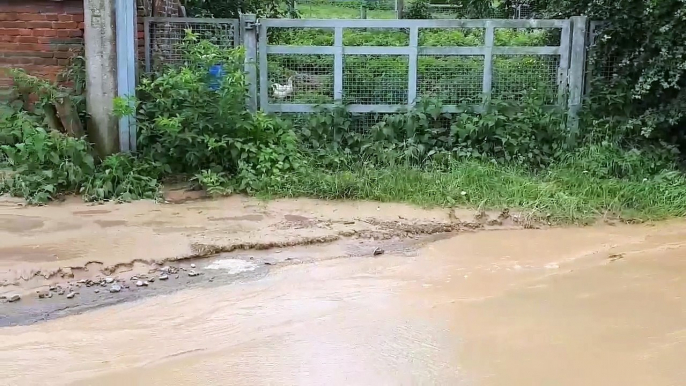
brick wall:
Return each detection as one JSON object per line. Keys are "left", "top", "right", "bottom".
{"left": 0, "top": 0, "right": 85, "bottom": 92}
{"left": 0, "top": 0, "right": 181, "bottom": 97}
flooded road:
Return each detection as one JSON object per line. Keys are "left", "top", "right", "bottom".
{"left": 1, "top": 214, "right": 685, "bottom": 385}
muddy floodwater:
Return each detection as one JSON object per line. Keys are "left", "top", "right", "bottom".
{"left": 0, "top": 196, "right": 685, "bottom": 385}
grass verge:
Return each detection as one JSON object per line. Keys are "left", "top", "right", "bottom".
{"left": 258, "top": 159, "right": 686, "bottom": 224}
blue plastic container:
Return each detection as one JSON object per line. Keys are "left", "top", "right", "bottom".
{"left": 208, "top": 64, "right": 223, "bottom": 91}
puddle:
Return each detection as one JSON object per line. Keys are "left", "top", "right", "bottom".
{"left": 205, "top": 259, "right": 258, "bottom": 273}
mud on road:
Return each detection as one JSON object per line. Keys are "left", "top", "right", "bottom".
{"left": 0, "top": 195, "right": 517, "bottom": 325}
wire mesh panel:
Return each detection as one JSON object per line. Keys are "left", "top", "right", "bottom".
{"left": 427, "top": 0, "right": 550, "bottom": 19}
{"left": 418, "top": 56, "right": 484, "bottom": 104}
{"left": 144, "top": 17, "right": 239, "bottom": 71}
{"left": 259, "top": 18, "right": 571, "bottom": 131}
{"left": 268, "top": 54, "right": 335, "bottom": 104}
{"left": 344, "top": 55, "right": 409, "bottom": 104}
{"left": 586, "top": 20, "right": 619, "bottom": 94}
{"left": 493, "top": 55, "right": 559, "bottom": 103}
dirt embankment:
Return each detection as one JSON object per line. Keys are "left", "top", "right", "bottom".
{"left": 0, "top": 194, "right": 526, "bottom": 301}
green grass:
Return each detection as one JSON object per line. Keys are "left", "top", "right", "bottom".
{"left": 258, "top": 158, "right": 686, "bottom": 224}
{"left": 297, "top": 4, "right": 397, "bottom": 19}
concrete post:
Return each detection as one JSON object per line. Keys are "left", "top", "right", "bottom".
{"left": 568, "top": 16, "right": 588, "bottom": 136}
{"left": 84, "top": 0, "right": 119, "bottom": 157}
{"left": 396, "top": 0, "right": 404, "bottom": 19}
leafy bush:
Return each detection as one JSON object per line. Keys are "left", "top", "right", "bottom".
{"left": 405, "top": 0, "right": 432, "bottom": 19}
{"left": 549, "top": 0, "right": 686, "bottom": 151}
{"left": 0, "top": 111, "right": 95, "bottom": 203}
{"left": 134, "top": 31, "right": 303, "bottom": 193}
{"left": 184, "top": 0, "right": 284, "bottom": 18}
{"left": 297, "top": 94, "right": 568, "bottom": 168}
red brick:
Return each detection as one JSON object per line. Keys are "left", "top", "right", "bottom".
{"left": 57, "top": 14, "right": 73, "bottom": 22}
{"left": 52, "top": 21, "right": 78, "bottom": 29}
{"left": 77, "top": 22, "right": 84, "bottom": 29}
{"left": 14, "top": 36, "right": 40, "bottom": 44}
{"left": 33, "top": 57, "right": 60, "bottom": 66}
{"left": 72, "top": 14, "right": 84, "bottom": 22}
{"left": 17, "top": 13, "right": 47, "bottom": 21}
{"left": 44, "top": 14, "right": 59, "bottom": 21}
{"left": 28, "top": 21, "right": 54, "bottom": 29}
{"left": 54, "top": 51, "right": 75, "bottom": 59}
{"left": 18, "top": 29, "right": 33, "bottom": 36}
{"left": 33, "top": 29, "right": 58, "bottom": 37}
{"left": 0, "top": 13, "right": 18, "bottom": 22}
{"left": 0, "top": 21, "right": 25, "bottom": 28}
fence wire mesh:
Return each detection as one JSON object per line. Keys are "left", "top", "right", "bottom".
{"left": 343, "top": 55, "right": 409, "bottom": 104}
{"left": 427, "top": 1, "right": 548, "bottom": 19}
{"left": 493, "top": 54, "right": 559, "bottom": 103}
{"left": 263, "top": 21, "right": 567, "bottom": 132}
{"left": 147, "top": 19, "right": 238, "bottom": 71}
{"left": 268, "top": 54, "right": 335, "bottom": 104}
{"left": 586, "top": 21, "right": 619, "bottom": 94}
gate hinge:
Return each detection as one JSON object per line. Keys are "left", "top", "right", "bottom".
{"left": 244, "top": 20, "right": 260, "bottom": 30}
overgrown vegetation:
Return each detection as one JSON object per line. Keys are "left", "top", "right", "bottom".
{"left": 545, "top": 0, "right": 686, "bottom": 157}
{"left": 2, "top": 8, "right": 686, "bottom": 223}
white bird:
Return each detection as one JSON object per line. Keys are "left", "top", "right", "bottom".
{"left": 272, "top": 76, "right": 294, "bottom": 99}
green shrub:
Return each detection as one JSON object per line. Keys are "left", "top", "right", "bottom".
{"left": 0, "top": 112, "right": 95, "bottom": 203}
{"left": 135, "top": 31, "right": 303, "bottom": 193}
{"left": 405, "top": 0, "right": 432, "bottom": 19}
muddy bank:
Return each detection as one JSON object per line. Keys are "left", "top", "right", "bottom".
{"left": 0, "top": 221, "right": 684, "bottom": 385}
{"left": 0, "top": 234, "right": 445, "bottom": 326}
{"left": 0, "top": 195, "right": 521, "bottom": 319}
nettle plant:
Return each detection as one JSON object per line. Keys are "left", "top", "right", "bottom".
{"left": 298, "top": 93, "right": 568, "bottom": 168}
{"left": 133, "top": 31, "right": 303, "bottom": 192}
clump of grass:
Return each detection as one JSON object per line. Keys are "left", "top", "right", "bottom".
{"left": 258, "top": 156, "right": 686, "bottom": 224}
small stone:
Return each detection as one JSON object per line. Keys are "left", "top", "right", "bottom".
{"left": 175, "top": 275, "right": 180, "bottom": 279}
{"left": 66, "top": 292, "right": 76, "bottom": 299}
{"left": 160, "top": 266, "right": 170, "bottom": 273}
{"left": 148, "top": 277, "right": 155, "bottom": 283}
{"left": 46, "top": 292, "right": 53, "bottom": 298}
{"left": 190, "top": 263, "right": 196, "bottom": 268}
{"left": 77, "top": 279, "right": 87, "bottom": 284}
{"left": 136, "top": 280, "right": 146, "bottom": 287}
{"left": 105, "top": 277, "right": 114, "bottom": 284}
{"left": 159, "top": 274, "right": 169, "bottom": 280}
{"left": 94, "top": 289, "right": 100, "bottom": 294}
{"left": 131, "top": 276, "right": 138, "bottom": 281}
{"left": 37, "top": 291, "right": 50, "bottom": 299}
{"left": 110, "top": 284, "right": 122, "bottom": 293}
{"left": 187, "top": 270, "right": 199, "bottom": 277}
{"left": 8, "top": 294, "right": 21, "bottom": 302}
{"left": 373, "top": 247, "right": 385, "bottom": 256}
{"left": 49, "top": 285, "right": 58, "bottom": 291}
{"left": 208, "top": 277, "right": 214, "bottom": 282}
{"left": 58, "top": 289, "right": 65, "bottom": 296}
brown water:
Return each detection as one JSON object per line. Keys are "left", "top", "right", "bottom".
{"left": 1, "top": 220, "right": 685, "bottom": 385}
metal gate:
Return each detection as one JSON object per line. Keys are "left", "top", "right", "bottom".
{"left": 256, "top": 18, "right": 583, "bottom": 117}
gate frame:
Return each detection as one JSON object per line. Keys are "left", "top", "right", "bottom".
{"left": 256, "top": 18, "right": 576, "bottom": 116}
